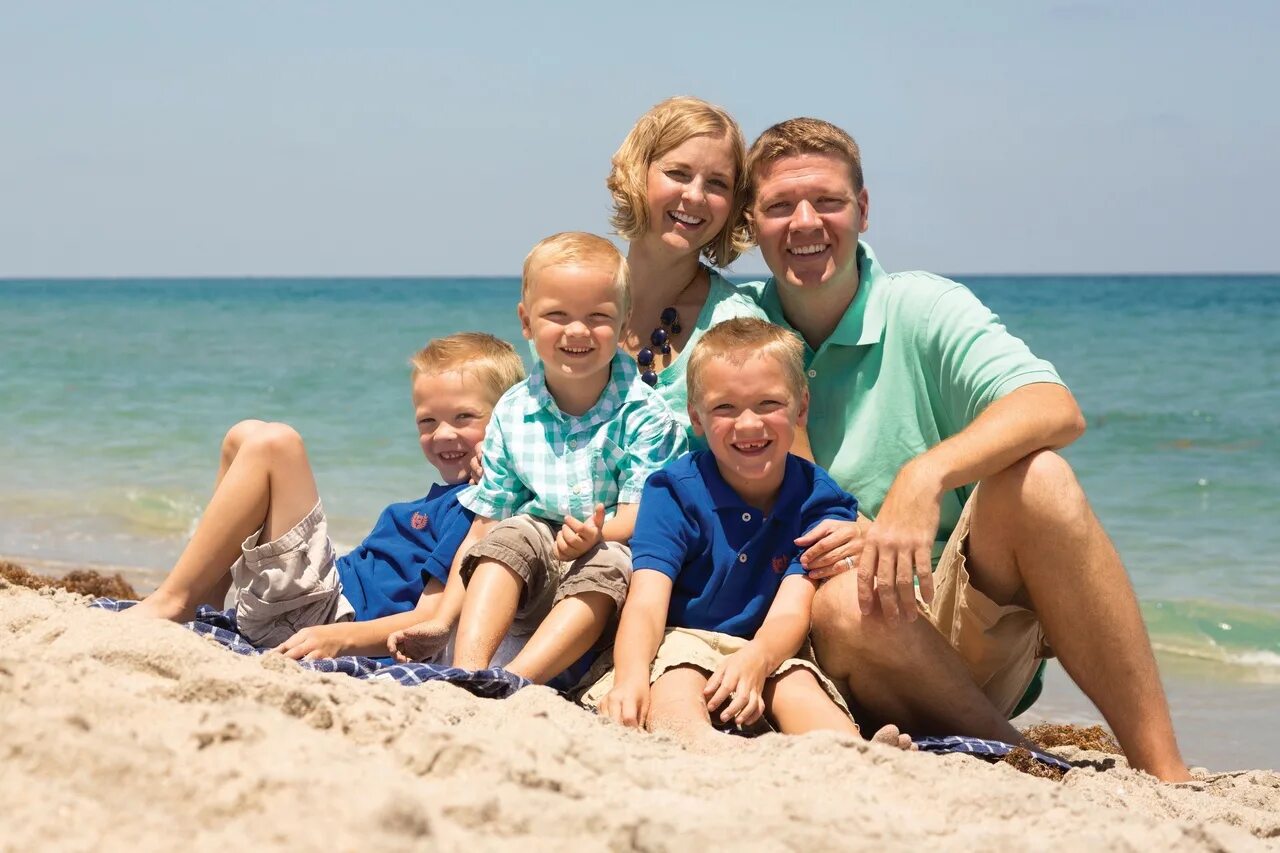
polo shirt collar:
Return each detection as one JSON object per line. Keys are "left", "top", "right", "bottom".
{"left": 694, "top": 450, "right": 808, "bottom": 519}
{"left": 524, "top": 350, "right": 636, "bottom": 428}
{"left": 763, "top": 241, "right": 889, "bottom": 349}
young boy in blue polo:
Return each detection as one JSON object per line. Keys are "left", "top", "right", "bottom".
{"left": 581, "top": 318, "right": 911, "bottom": 747}
{"left": 388, "top": 232, "right": 686, "bottom": 684}
{"left": 127, "top": 333, "right": 525, "bottom": 660}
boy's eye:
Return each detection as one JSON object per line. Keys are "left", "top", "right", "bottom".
{"left": 544, "top": 311, "right": 568, "bottom": 321}
{"left": 590, "top": 313, "right": 613, "bottom": 322}
{"left": 417, "top": 418, "right": 436, "bottom": 428}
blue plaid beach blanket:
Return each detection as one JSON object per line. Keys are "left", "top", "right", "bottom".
{"left": 91, "top": 598, "right": 1072, "bottom": 773}
{"left": 90, "top": 598, "right": 531, "bottom": 698}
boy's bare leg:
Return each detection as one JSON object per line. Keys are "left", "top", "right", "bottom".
{"left": 197, "top": 419, "right": 266, "bottom": 609}
{"left": 505, "top": 591, "right": 613, "bottom": 683}
{"left": 127, "top": 422, "right": 319, "bottom": 623}
{"left": 452, "top": 559, "right": 523, "bottom": 670}
{"left": 764, "top": 668, "right": 860, "bottom": 735}
{"left": 646, "top": 665, "right": 722, "bottom": 749}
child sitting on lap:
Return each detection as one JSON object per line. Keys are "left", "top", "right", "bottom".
{"left": 127, "top": 333, "right": 523, "bottom": 660}
{"left": 389, "top": 233, "right": 686, "bottom": 683}
{"left": 582, "top": 318, "right": 911, "bottom": 747}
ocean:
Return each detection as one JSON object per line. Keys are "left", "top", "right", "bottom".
{"left": 2, "top": 274, "right": 1277, "bottom": 770}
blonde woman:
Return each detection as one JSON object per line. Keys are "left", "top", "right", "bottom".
{"left": 607, "top": 96, "right": 768, "bottom": 438}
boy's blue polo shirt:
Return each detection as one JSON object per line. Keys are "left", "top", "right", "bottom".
{"left": 336, "top": 482, "right": 473, "bottom": 622}
{"left": 629, "top": 451, "right": 859, "bottom": 639}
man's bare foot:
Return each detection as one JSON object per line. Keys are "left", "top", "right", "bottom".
{"left": 388, "top": 620, "right": 452, "bottom": 663}
{"left": 870, "top": 724, "right": 916, "bottom": 751}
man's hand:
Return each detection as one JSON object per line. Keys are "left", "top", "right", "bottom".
{"left": 273, "top": 623, "right": 351, "bottom": 661}
{"left": 796, "top": 518, "right": 865, "bottom": 580}
{"left": 857, "top": 463, "right": 940, "bottom": 624}
{"left": 554, "top": 503, "right": 605, "bottom": 561}
{"left": 598, "top": 678, "right": 651, "bottom": 729}
{"left": 703, "top": 642, "right": 772, "bottom": 728}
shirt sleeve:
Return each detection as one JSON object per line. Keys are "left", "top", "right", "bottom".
{"left": 421, "top": 504, "right": 473, "bottom": 585}
{"left": 457, "top": 412, "right": 532, "bottom": 520}
{"left": 628, "top": 471, "right": 697, "bottom": 580}
{"left": 787, "top": 473, "right": 859, "bottom": 577}
{"left": 616, "top": 405, "right": 689, "bottom": 504}
{"left": 920, "top": 283, "right": 1065, "bottom": 433}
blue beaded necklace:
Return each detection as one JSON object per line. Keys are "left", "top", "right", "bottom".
{"left": 635, "top": 265, "right": 700, "bottom": 387}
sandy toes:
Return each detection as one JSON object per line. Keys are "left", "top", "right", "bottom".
{"left": 870, "top": 724, "right": 916, "bottom": 751}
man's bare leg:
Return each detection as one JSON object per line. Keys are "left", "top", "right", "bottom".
{"left": 646, "top": 665, "right": 722, "bottom": 749}
{"left": 127, "top": 421, "right": 319, "bottom": 623}
{"left": 451, "top": 559, "right": 523, "bottom": 670}
{"left": 966, "top": 450, "right": 1188, "bottom": 781}
{"left": 811, "top": 584, "right": 1027, "bottom": 745}
{"left": 505, "top": 591, "right": 613, "bottom": 684}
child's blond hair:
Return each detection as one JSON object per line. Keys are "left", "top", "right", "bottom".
{"left": 409, "top": 332, "right": 526, "bottom": 402}
{"left": 521, "top": 231, "right": 631, "bottom": 315}
{"left": 686, "top": 318, "right": 807, "bottom": 408}
{"left": 608, "top": 96, "right": 749, "bottom": 268}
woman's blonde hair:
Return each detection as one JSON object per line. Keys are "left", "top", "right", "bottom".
{"left": 607, "top": 96, "right": 749, "bottom": 268}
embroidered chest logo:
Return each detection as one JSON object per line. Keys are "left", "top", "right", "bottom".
{"left": 410, "top": 512, "right": 429, "bottom": 530}
{"left": 771, "top": 555, "right": 788, "bottom": 574}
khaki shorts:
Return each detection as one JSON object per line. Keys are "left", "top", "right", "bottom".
{"left": 460, "top": 514, "right": 632, "bottom": 637}
{"left": 229, "top": 501, "right": 354, "bottom": 648}
{"left": 575, "top": 627, "right": 852, "bottom": 732}
{"left": 922, "top": 486, "right": 1052, "bottom": 718}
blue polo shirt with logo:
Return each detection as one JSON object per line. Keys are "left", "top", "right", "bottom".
{"left": 629, "top": 451, "right": 859, "bottom": 639}
{"left": 336, "top": 482, "right": 473, "bottom": 622}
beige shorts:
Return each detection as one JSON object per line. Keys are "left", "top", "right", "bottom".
{"left": 229, "top": 501, "right": 354, "bottom": 648}
{"left": 921, "top": 486, "right": 1052, "bottom": 717}
{"left": 575, "top": 627, "right": 852, "bottom": 731}
{"left": 460, "top": 514, "right": 632, "bottom": 637}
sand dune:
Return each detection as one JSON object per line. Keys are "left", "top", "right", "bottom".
{"left": 2, "top": 581, "right": 1277, "bottom": 851}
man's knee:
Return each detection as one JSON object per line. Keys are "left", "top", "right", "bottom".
{"left": 812, "top": 577, "right": 894, "bottom": 661}
{"left": 987, "top": 450, "right": 1089, "bottom": 524}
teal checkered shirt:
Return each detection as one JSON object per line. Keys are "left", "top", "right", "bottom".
{"left": 460, "top": 352, "right": 687, "bottom": 523}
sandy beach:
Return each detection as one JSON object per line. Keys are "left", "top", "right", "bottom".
{"left": 2, "top": 575, "right": 1278, "bottom": 852}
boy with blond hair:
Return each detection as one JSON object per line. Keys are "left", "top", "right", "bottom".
{"left": 582, "top": 318, "right": 910, "bottom": 747}
{"left": 389, "top": 232, "right": 686, "bottom": 683}
{"left": 127, "top": 333, "right": 524, "bottom": 660}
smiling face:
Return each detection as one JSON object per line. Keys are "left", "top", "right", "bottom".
{"left": 642, "top": 133, "right": 736, "bottom": 258}
{"left": 750, "top": 152, "right": 869, "bottom": 292}
{"left": 412, "top": 369, "right": 498, "bottom": 484}
{"left": 518, "top": 261, "right": 625, "bottom": 385}
{"left": 689, "top": 351, "right": 809, "bottom": 502}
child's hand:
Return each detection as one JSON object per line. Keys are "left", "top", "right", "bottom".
{"left": 387, "top": 619, "right": 452, "bottom": 663}
{"left": 598, "top": 678, "right": 651, "bottom": 729}
{"left": 704, "top": 643, "right": 772, "bottom": 728}
{"left": 796, "top": 518, "right": 864, "bottom": 580}
{"left": 554, "top": 503, "right": 606, "bottom": 561}
{"left": 273, "top": 623, "right": 350, "bottom": 661}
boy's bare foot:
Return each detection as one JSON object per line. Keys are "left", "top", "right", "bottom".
{"left": 121, "top": 593, "right": 191, "bottom": 623}
{"left": 870, "top": 724, "right": 916, "bottom": 751}
{"left": 388, "top": 620, "right": 451, "bottom": 663}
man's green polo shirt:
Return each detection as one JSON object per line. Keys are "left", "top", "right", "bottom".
{"left": 756, "top": 242, "right": 1065, "bottom": 561}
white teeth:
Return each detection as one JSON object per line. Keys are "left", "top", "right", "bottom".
{"left": 561, "top": 346, "right": 592, "bottom": 354}
{"left": 735, "top": 441, "right": 769, "bottom": 450}
{"left": 438, "top": 451, "right": 466, "bottom": 460}
{"left": 789, "top": 244, "right": 828, "bottom": 256}
{"left": 670, "top": 211, "right": 704, "bottom": 225}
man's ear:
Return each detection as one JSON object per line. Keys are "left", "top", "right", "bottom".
{"left": 857, "top": 187, "right": 870, "bottom": 234}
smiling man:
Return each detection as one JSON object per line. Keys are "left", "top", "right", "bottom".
{"left": 743, "top": 117, "right": 1189, "bottom": 781}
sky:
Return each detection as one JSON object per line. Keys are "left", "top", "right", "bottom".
{"left": 2, "top": 1, "right": 1277, "bottom": 277}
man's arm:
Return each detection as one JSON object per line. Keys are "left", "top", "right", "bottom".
{"left": 859, "top": 382, "right": 1084, "bottom": 622}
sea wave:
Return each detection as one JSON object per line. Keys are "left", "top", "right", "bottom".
{"left": 1144, "top": 598, "right": 1280, "bottom": 683}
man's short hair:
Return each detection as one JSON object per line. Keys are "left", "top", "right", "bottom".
{"left": 744, "top": 117, "right": 864, "bottom": 207}
{"left": 409, "top": 332, "right": 526, "bottom": 402}
{"left": 686, "top": 317, "right": 807, "bottom": 408}
{"left": 521, "top": 231, "right": 631, "bottom": 315}
{"left": 607, "top": 96, "right": 749, "bottom": 268}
